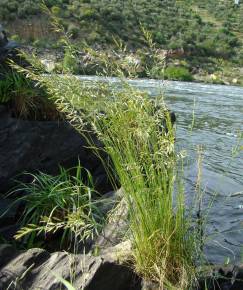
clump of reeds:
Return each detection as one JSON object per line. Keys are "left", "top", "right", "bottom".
{"left": 91, "top": 86, "right": 199, "bottom": 289}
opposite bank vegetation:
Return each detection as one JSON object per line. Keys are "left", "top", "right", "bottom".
{"left": 2, "top": 0, "right": 243, "bottom": 86}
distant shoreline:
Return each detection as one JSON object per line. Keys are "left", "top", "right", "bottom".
{"left": 34, "top": 47, "right": 243, "bottom": 87}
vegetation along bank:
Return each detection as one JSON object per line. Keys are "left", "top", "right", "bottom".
{"left": 1, "top": 0, "right": 243, "bottom": 85}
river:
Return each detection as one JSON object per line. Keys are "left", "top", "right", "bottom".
{"left": 79, "top": 76, "right": 243, "bottom": 265}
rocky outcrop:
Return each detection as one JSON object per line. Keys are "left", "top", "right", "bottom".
{"left": 2, "top": 242, "right": 243, "bottom": 290}
{"left": 94, "top": 189, "right": 129, "bottom": 250}
{"left": 0, "top": 112, "right": 111, "bottom": 195}
{"left": 0, "top": 243, "right": 141, "bottom": 290}
{"left": 0, "top": 190, "right": 136, "bottom": 290}
{"left": 0, "top": 24, "right": 20, "bottom": 77}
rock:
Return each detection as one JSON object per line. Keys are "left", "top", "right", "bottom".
{"left": 0, "top": 244, "right": 17, "bottom": 268}
{"left": 0, "top": 247, "right": 50, "bottom": 289}
{"left": 231, "top": 265, "right": 243, "bottom": 290}
{"left": 94, "top": 189, "right": 129, "bottom": 250}
{"left": 0, "top": 24, "right": 20, "bottom": 76}
{"left": 0, "top": 244, "right": 141, "bottom": 290}
{"left": 0, "top": 224, "right": 19, "bottom": 241}
{"left": 0, "top": 25, "right": 8, "bottom": 47}
{"left": 98, "top": 240, "right": 132, "bottom": 262}
{"left": 197, "top": 264, "right": 243, "bottom": 290}
{"left": 0, "top": 198, "right": 21, "bottom": 241}
{"left": 0, "top": 199, "right": 19, "bottom": 224}
{"left": 0, "top": 114, "right": 111, "bottom": 194}
{"left": 0, "top": 105, "right": 9, "bottom": 116}
{"left": 141, "top": 280, "right": 160, "bottom": 290}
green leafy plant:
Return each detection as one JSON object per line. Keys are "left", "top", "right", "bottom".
{"left": 7, "top": 164, "right": 104, "bottom": 249}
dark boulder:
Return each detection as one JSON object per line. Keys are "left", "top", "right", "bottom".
{"left": 0, "top": 243, "right": 141, "bottom": 290}
{"left": 0, "top": 114, "right": 111, "bottom": 195}
{"left": 0, "top": 24, "right": 20, "bottom": 76}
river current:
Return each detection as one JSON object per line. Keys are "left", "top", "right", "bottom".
{"left": 79, "top": 76, "right": 243, "bottom": 264}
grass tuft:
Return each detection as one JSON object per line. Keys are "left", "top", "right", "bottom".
{"left": 6, "top": 164, "right": 104, "bottom": 249}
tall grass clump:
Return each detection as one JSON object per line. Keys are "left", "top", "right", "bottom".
{"left": 12, "top": 21, "right": 203, "bottom": 288}
{"left": 92, "top": 88, "right": 199, "bottom": 289}
{"left": 18, "top": 66, "right": 201, "bottom": 287}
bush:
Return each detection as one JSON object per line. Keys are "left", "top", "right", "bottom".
{"left": 81, "top": 7, "right": 96, "bottom": 19}
{"left": 67, "top": 23, "right": 79, "bottom": 39}
{"left": 51, "top": 6, "right": 62, "bottom": 16}
{"left": 164, "top": 66, "right": 193, "bottom": 81}
{"left": 62, "top": 49, "right": 79, "bottom": 74}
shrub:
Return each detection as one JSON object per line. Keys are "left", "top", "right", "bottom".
{"left": 51, "top": 6, "right": 62, "bottom": 16}
{"left": 154, "top": 31, "right": 166, "bottom": 45}
{"left": 62, "top": 49, "right": 79, "bottom": 74}
{"left": 67, "top": 23, "right": 79, "bottom": 39}
{"left": 81, "top": 7, "right": 96, "bottom": 19}
{"left": 164, "top": 66, "right": 193, "bottom": 81}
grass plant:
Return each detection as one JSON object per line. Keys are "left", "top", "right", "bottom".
{"left": 90, "top": 88, "right": 200, "bottom": 289}
{"left": 0, "top": 69, "right": 59, "bottom": 120}
{"left": 6, "top": 164, "right": 104, "bottom": 249}
{"left": 11, "top": 24, "right": 204, "bottom": 288}
{"left": 18, "top": 69, "right": 201, "bottom": 288}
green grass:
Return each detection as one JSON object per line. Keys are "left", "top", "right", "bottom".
{"left": 89, "top": 86, "right": 200, "bottom": 288}
{"left": 12, "top": 33, "right": 205, "bottom": 287}
{"left": 19, "top": 71, "right": 201, "bottom": 288}
{"left": 0, "top": 69, "right": 60, "bottom": 119}
{"left": 5, "top": 164, "right": 104, "bottom": 249}
{"left": 0, "top": 70, "right": 32, "bottom": 104}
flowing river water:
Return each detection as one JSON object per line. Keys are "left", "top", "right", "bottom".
{"left": 79, "top": 76, "right": 243, "bottom": 265}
